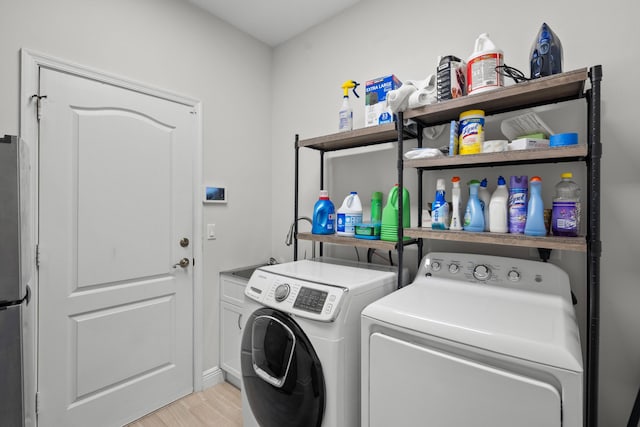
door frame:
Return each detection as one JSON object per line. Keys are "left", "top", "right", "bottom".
{"left": 20, "top": 49, "right": 204, "bottom": 427}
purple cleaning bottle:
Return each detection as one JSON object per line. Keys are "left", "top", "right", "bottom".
{"left": 508, "top": 176, "right": 528, "bottom": 234}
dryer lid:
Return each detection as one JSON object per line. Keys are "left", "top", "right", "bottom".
{"left": 362, "top": 277, "right": 583, "bottom": 372}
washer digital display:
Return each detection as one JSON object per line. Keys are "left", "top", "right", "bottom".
{"left": 293, "top": 287, "right": 328, "bottom": 313}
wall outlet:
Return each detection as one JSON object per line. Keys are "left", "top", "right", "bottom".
{"left": 207, "top": 224, "right": 216, "bottom": 240}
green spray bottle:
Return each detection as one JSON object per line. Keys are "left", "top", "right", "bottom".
{"left": 339, "top": 80, "right": 360, "bottom": 132}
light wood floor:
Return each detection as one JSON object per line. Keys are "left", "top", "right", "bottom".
{"left": 127, "top": 382, "right": 242, "bottom": 427}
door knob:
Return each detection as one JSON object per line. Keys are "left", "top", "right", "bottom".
{"left": 173, "top": 258, "right": 190, "bottom": 268}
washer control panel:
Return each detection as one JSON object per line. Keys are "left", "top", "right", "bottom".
{"left": 245, "top": 270, "right": 347, "bottom": 322}
{"left": 416, "top": 252, "right": 571, "bottom": 299}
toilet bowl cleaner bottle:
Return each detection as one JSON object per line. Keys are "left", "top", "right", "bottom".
{"left": 489, "top": 176, "right": 509, "bottom": 233}
{"left": 336, "top": 192, "right": 363, "bottom": 236}
{"left": 551, "top": 172, "right": 581, "bottom": 237}
{"left": 312, "top": 190, "right": 336, "bottom": 235}
{"left": 431, "top": 179, "right": 449, "bottom": 230}
{"left": 449, "top": 176, "right": 463, "bottom": 231}
{"left": 479, "top": 178, "right": 491, "bottom": 231}
{"left": 524, "top": 176, "right": 547, "bottom": 236}
{"left": 464, "top": 179, "right": 484, "bottom": 232}
{"left": 508, "top": 176, "right": 528, "bottom": 234}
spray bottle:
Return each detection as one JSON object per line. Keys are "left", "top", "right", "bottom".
{"left": 339, "top": 80, "right": 360, "bottom": 132}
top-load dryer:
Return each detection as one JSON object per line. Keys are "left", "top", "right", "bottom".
{"left": 361, "top": 252, "right": 583, "bottom": 427}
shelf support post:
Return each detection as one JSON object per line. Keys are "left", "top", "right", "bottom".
{"left": 416, "top": 124, "right": 424, "bottom": 262}
{"left": 319, "top": 150, "right": 325, "bottom": 257}
{"left": 294, "top": 134, "right": 299, "bottom": 261}
{"left": 396, "top": 113, "right": 405, "bottom": 288}
{"left": 586, "top": 64, "right": 603, "bottom": 427}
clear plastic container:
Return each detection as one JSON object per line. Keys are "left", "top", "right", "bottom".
{"left": 551, "top": 173, "right": 581, "bottom": 237}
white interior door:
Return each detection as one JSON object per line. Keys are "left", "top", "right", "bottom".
{"left": 37, "top": 67, "right": 196, "bottom": 427}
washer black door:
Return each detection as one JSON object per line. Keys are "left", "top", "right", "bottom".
{"left": 241, "top": 308, "right": 325, "bottom": 427}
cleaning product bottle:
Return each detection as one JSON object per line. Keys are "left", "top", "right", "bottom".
{"left": 489, "top": 176, "right": 509, "bottom": 233}
{"left": 463, "top": 179, "right": 484, "bottom": 232}
{"left": 339, "top": 80, "right": 360, "bottom": 132}
{"left": 508, "top": 176, "right": 528, "bottom": 234}
{"left": 371, "top": 191, "right": 383, "bottom": 224}
{"left": 431, "top": 179, "right": 449, "bottom": 230}
{"left": 466, "top": 33, "right": 504, "bottom": 95}
{"left": 524, "top": 176, "right": 546, "bottom": 236}
{"left": 551, "top": 172, "right": 581, "bottom": 237}
{"left": 479, "top": 178, "right": 491, "bottom": 231}
{"left": 449, "top": 176, "right": 463, "bottom": 231}
{"left": 336, "top": 192, "right": 363, "bottom": 236}
{"left": 381, "top": 185, "right": 411, "bottom": 242}
{"left": 311, "top": 190, "right": 336, "bottom": 235}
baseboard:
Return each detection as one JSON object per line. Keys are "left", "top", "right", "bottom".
{"left": 201, "top": 366, "right": 225, "bottom": 390}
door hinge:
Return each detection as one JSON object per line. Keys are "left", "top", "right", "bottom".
{"left": 36, "top": 244, "right": 40, "bottom": 268}
{"left": 31, "top": 94, "right": 47, "bottom": 121}
{"left": 35, "top": 392, "right": 40, "bottom": 415}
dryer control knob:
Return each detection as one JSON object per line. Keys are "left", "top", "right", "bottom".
{"left": 431, "top": 261, "right": 441, "bottom": 272}
{"left": 274, "top": 284, "right": 290, "bottom": 302}
{"left": 507, "top": 270, "right": 521, "bottom": 282}
{"left": 473, "top": 264, "right": 491, "bottom": 281}
{"left": 448, "top": 264, "right": 460, "bottom": 274}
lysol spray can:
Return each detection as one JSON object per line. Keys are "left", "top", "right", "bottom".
{"left": 508, "top": 176, "right": 528, "bottom": 234}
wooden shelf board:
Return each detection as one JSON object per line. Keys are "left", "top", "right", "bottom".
{"left": 297, "top": 123, "right": 401, "bottom": 151}
{"left": 405, "top": 144, "right": 588, "bottom": 170}
{"left": 404, "top": 228, "right": 586, "bottom": 252}
{"left": 297, "top": 232, "right": 414, "bottom": 251}
{"left": 404, "top": 68, "right": 588, "bottom": 126}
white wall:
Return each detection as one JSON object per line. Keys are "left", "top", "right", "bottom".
{"left": 271, "top": 0, "right": 640, "bottom": 425}
{"left": 0, "top": 0, "right": 272, "bottom": 378}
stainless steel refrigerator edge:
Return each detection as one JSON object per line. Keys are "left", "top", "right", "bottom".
{"left": 0, "top": 134, "right": 31, "bottom": 427}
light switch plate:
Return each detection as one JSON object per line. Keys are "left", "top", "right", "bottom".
{"left": 207, "top": 224, "right": 216, "bottom": 240}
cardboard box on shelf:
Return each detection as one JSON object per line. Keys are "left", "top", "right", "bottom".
{"left": 365, "top": 75, "right": 401, "bottom": 127}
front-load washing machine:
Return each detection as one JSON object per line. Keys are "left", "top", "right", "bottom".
{"left": 361, "top": 252, "right": 583, "bottom": 427}
{"left": 241, "top": 258, "right": 399, "bottom": 427}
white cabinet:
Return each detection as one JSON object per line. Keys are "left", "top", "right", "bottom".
{"left": 219, "top": 274, "right": 247, "bottom": 389}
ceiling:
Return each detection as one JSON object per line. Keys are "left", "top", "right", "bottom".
{"left": 187, "top": 0, "right": 361, "bottom": 47}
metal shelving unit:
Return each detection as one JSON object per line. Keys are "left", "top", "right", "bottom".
{"left": 399, "top": 66, "right": 602, "bottom": 427}
{"left": 293, "top": 66, "right": 601, "bottom": 426}
{"left": 294, "top": 122, "right": 417, "bottom": 288}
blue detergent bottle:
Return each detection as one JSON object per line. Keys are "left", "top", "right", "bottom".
{"left": 524, "top": 176, "right": 546, "bottom": 236}
{"left": 431, "top": 179, "right": 449, "bottom": 230}
{"left": 312, "top": 190, "right": 336, "bottom": 234}
{"left": 463, "top": 179, "right": 484, "bottom": 232}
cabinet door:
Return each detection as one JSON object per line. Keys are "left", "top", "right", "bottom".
{"left": 220, "top": 302, "right": 243, "bottom": 382}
